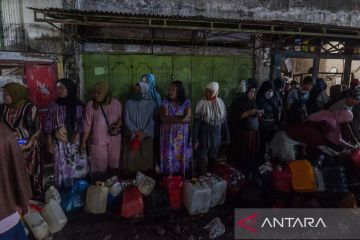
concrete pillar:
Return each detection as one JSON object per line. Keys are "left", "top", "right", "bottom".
{"left": 254, "top": 36, "right": 271, "bottom": 83}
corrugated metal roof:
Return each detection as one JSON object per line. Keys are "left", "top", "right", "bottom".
{"left": 28, "top": 7, "right": 359, "bottom": 31}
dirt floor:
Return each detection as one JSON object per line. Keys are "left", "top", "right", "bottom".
{"left": 51, "top": 205, "right": 235, "bottom": 240}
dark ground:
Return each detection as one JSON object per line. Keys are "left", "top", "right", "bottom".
{"left": 51, "top": 205, "right": 235, "bottom": 240}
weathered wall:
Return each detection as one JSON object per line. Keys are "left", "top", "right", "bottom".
{"left": 76, "top": 0, "right": 360, "bottom": 28}
{"left": 1, "top": 0, "right": 63, "bottom": 53}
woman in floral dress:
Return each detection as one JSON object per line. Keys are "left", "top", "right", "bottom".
{"left": 160, "top": 81, "right": 192, "bottom": 176}
{"left": 44, "top": 78, "right": 85, "bottom": 189}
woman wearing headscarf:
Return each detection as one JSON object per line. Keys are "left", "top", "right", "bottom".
{"left": 1, "top": 82, "right": 42, "bottom": 197}
{"left": 229, "top": 82, "right": 261, "bottom": 169}
{"left": 160, "top": 80, "right": 192, "bottom": 176}
{"left": 123, "top": 82, "right": 156, "bottom": 171}
{"left": 307, "top": 78, "right": 328, "bottom": 114}
{"left": 257, "top": 81, "right": 280, "bottom": 161}
{"left": 307, "top": 109, "right": 355, "bottom": 149}
{"left": 44, "top": 78, "right": 85, "bottom": 189}
{"left": 141, "top": 73, "right": 162, "bottom": 110}
{"left": 81, "top": 81, "right": 122, "bottom": 177}
{"left": 193, "top": 82, "right": 229, "bottom": 175}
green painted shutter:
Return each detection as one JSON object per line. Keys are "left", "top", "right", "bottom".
{"left": 109, "top": 55, "right": 133, "bottom": 103}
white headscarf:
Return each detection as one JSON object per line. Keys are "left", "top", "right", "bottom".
{"left": 195, "top": 82, "right": 227, "bottom": 126}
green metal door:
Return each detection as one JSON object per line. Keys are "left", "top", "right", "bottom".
{"left": 83, "top": 54, "right": 109, "bottom": 100}
{"left": 82, "top": 53, "right": 254, "bottom": 106}
{"left": 191, "top": 56, "right": 213, "bottom": 109}
{"left": 109, "top": 55, "right": 133, "bottom": 103}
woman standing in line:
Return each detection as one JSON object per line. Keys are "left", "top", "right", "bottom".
{"left": 160, "top": 81, "right": 192, "bottom": 176}
{"left": 81, "top": 81, "right": 122, "bottom": 178}
{"left": 44, "top": 78, "right": 85, "bottom": 189}
{"left": 1, "top": 82, "right": 42, "bottom": 197}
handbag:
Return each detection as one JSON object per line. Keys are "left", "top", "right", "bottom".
{"left": 99, "top": 105, "right": 121, "bottom": 136}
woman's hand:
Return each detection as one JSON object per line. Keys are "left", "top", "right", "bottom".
{"left": 79, "top": 142, "right": 86, "bottom": 155}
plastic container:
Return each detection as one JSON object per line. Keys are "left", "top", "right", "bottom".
{"left": 289, "top": 160, "right": 316, "bottom": 192}
{"left": 45, "top": 186, "right": 61, "bottom": 204}
{"left": 24, "top": 209, "right": 50, "bottom": 240}
{"left": 161, "top": 176, "right": 183, "bottom": 209}
{"left": 136, "top": 172, "right": 156, "bottom": 196}
{"left": 211, "top": 163, "right": 245, "bottom": 196}
{"left": 85, "top": 182, "right": 108, "bottom": 214}
{"left": 121, "top": 185, "right": 144, "bottom": 218}
{"left": 199, "top": 174, "right": 227, "bottom": 208}
{"left": 183, "top": 181, "right": 212, "bottom": 215}
{"left": 42, "top": 199, "right": 67, "bottom": 233}
{"left": 272, "top": 166, "right": 292, "bottom": 192}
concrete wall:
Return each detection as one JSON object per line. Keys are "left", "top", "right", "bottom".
{"left": 1, "top": 0, "right": 63, "bottom": 53}
{"left": 76, "top": 0, "right": 360, "bottom": 28}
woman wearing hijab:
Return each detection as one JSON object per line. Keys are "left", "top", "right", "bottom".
{"left": 160, "top": 80, "right": 192, "bottom": 176}
{"left": 230, "top": 82, "right": 262, "bottom": 169}
{"left": 123, "top": 82, "right": 156, "bottom": 171}
{"left": 193, "top": 82, "right": 229, "bottom": 175}
{"left": 81, "top": 81, "right": 122, "bottom": 177}
{"left": 1, "top": 82, "right": 42, "bottom": 197}
{"left": 307, "top": 78, "right": 328, "bottom": 114}
{"left": 141, "top": 73, "right": 162, "bottom": 110}
{"left": 44, "top": 78, "right": 84, "bottom": 189}
{"left": 257, "top": 81, "right": 280, "bottom": 161}
{"left": 307, "top": 109, "right": 355, "bottom": 150}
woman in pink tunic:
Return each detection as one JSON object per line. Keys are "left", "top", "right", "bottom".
{"left": 81, "top": 81, "right": 122, "bottom": 175}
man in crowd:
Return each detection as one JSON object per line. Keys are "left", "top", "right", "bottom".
{"left": 287, "top": 76, "right": 314, "bottom": 110}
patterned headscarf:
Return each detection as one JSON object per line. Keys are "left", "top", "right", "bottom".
{"left": 2, "top": 82, "right": 28, "bottom": 108}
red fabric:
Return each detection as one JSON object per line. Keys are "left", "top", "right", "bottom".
{"left": 120, "top": 186, "right": 144, "bottom": 218}
{"left": 161, "top": 176, "right": 183, "bottom": 209}
{"left": 130, "top": 138, "right": 141, "bottom": 151}
{"left": 272, "top": 166, "right": 292, "bottom": 192}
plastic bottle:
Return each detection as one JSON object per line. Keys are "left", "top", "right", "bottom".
{"left": 24, "top": 210, "right": 50, "bottom": 240}
{"left": 314, "top": 167, "right": 325, "bottom": 192}
{"left": 45, "top": 186, "right": 61, "bottom": 204}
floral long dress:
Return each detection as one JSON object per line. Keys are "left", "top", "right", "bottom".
{"left": 44, "top": 101, "right": 85, "bottom": 189}
{"left": 160, "top": 99, "right": 192, "bottom": 176}
{"left": 1, "top": 101, "right": 42, "bottom": 195}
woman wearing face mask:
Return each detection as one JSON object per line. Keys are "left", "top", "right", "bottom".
{"left": 123, "top": 82, "right": 156, "bottom": 171}
{"left": 160, "top": 81, "right": 192, "bottom": 176}
{"left": 81, "top": 81, "right": 122, "bottom": 177}
{"left": 44, "top": 78, "right": 85, "bottom": 189}
{"left": 1, "top": 82, "right": 42, "bottom": 197}
{"left": 193, "top": 82, "right": 230, "bottom": 175}
{"left": 257, "top": 81, "right": 280, "bottom": 162}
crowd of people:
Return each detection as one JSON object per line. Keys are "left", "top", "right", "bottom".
{"left": 2, "top": 74, "right": 360, "bottom": 199}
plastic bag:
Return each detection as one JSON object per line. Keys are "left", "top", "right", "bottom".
{"left": 61, "top": 180, "right": 89, "bottom": 212}
{"left": 136, "top": 172, "right": 156, "bottom": 196}
{"left": 212, "top": 163, "right": 245, "bottom": 196}
{"left": 121, "top": 186, "right": 144, "bottom": 218}
{"left": 204, "top": 217, "right": 225, "bottom": 239}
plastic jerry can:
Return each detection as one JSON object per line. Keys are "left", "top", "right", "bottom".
{"left": 45, "top": 186, "right": 61, "bottom": 204}
{"left": 207, "top": 176, "right": 227, "bottom": 208}
{"left": 24, "top": 210, "right": 50, "bottom": 240}
{"left": 183, "top": 181, "right": 212, "bottom": 215}
{"left": 85, "top": 182, "right": 108, "bottom": 214}
{"left": 41, "top": 199, "right": 67, "bottom": 233}
{"left": 199, "top": 174, "right": 227, "bottom": 208}
{"left": 161, "top": 176, "right": 183, "bottom": 209}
